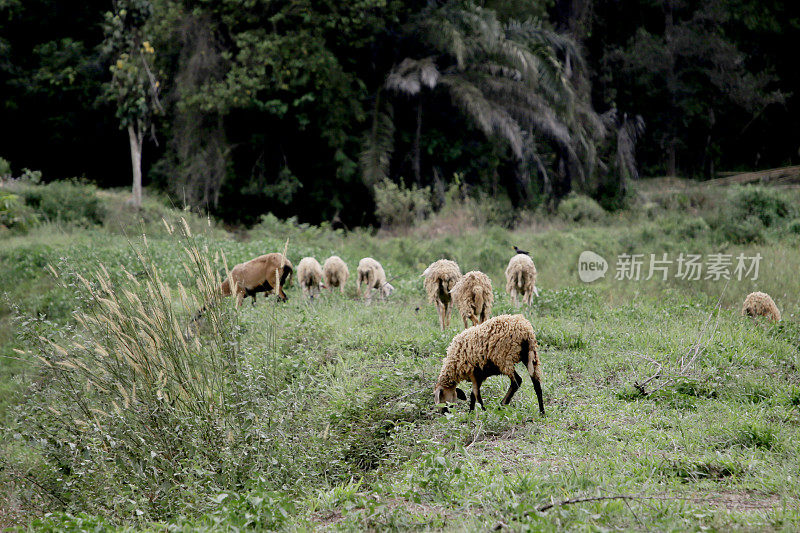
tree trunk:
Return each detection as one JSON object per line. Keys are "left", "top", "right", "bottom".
{"left": 413, "top": 99, "right": 422, "bottom": 186}
{"left": 666, "top": 142, "right": 677, "bottom": 177}
{"left": 128, "top": 123, "right": 143, "bottom": 209}
{"left": 663, "top": 0, "right": 678, "bottom": 177}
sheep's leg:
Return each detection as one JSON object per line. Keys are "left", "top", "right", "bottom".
{"left": 501, "top": 371, "right": 522, "bottom": 405}
{"left": 436, "top": 301, "right": 445, "bottom": 330}
{"left": 511, "top": 290, "right": 518, "bottom": 307}
{"left": 443, "top": 302, "right": 450, "bottom": 329}
{"left": 340, "top": 284, "right": 345, "bottom": 295}
{"left": 462, "top": 314, "right": 469, "bottom": 329}
{"left": 531, "top": 375, "right": 545, "bottom": 415}
{"left": 469, "top": 377, "right": 486, "bottom": 411}
{"left": 236, "top": 291, "right": 244, "bottom": 308}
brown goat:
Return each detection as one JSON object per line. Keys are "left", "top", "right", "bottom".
{"left": 219, "top": 253, "right": 294, "bottom": 307}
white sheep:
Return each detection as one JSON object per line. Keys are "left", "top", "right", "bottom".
{"left": 297, "top": 257, "right": 324, "bottom": 300}
{"left": 422, "top": 259, "right": 462, "bottom": 330}
{"left": 505, "top": 253, "right": 539, "bottom": 306}
{"left": 357, "top": 257, "right": 394, "bottom": 301}
{"left": 434, "top": 314, "right": 544, "bottom": 414}
{"left": 323, "top": 255, "right": 349, "bottom": 294}
{"left": 450, "top": 270, "right": 493, "bottom": 329}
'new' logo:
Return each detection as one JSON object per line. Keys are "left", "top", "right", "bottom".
{"left": 578, "top": 251, "right": 607, "bottom": 283}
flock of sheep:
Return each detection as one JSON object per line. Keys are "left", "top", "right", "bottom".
{"left": 212, "top": 248, "right": 781, "bottom": 415}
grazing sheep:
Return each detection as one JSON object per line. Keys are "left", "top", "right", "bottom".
{"left": 422, "top": 259, "right": 462, "bottom": 330}
{"left": 219, "top": 253, "right": 294, "bottom": 307}
{"left": 450, "top": 270, "right": 493, "bottom": 329}
{"left": 505, "top": 253, "right": 539, "bottom": 306}
{"left": 323, "top": 255, "right": 349, "bottom": 294}
{"left": 433, "top": 314, "right": 544, "bottom": 414}
{"left": 357, "top": 257, "right": 394, "bottom": 301}
{"left": 297, "top": 257, "right": 324, "bottom": 300}
{"left": 742, "top": 291, "right": 781, "bottom": 322}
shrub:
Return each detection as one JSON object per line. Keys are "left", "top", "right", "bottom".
{"left": 17, "top": 180, "right": 105, "bottom": 226}
{"left": 786, "top": 218, "right": 800, "bottom": 235}
{"left": 557, "top": 193, "right": 606, "bottom": 223}
{"left": 727, "top": 185, "right": 793, "bottom": 227}
{"left": 714, "top": 213, "right": 765, "bottom": 244}
{"left": 373, "top": 179, "right": 431, "bottom": 229}
{"left": 0, "top": 157, "right": 11, "bottom": 178}
{"left": 0, "top": 191, "right": 38, "bottom": 231}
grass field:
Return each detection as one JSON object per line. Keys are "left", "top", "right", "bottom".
{"left": 2, "top": 182, "right": 800, "bottom": 530}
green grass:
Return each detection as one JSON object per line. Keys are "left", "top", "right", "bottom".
{"left": 2, "top": 185, "right": 800, "bottom": 530}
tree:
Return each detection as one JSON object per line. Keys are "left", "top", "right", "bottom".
{"left": 604, "top": 0, "right": 784, "bottom": 177}
{"left": 364, "top": 0, "right": 607, "bottom": 202}
{"left": 102, "top": 0, "right": 162, "bottom": 208}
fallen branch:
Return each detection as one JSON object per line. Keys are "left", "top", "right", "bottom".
{"left": 537, "top": 494, "right": 638, "bottom": 512}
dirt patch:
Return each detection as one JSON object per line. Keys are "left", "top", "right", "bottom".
{"left": 693, "top": 490, "right": 784, "bottom": 512}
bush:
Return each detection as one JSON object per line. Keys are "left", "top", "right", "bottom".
{"left": 786, "top": 218, "right": 800, "bottom": 235}
{"left": 714, "top": 213, "right": 765, "bottom": 244}
{"left": 374, "top": 179, "right": 431, "bottom": 229}
{"left": 0, "top": 191, "right": 38, "bottom": 231}
{"left": 557, "top": 193, "right": 606, "bottom": 223}
{"left": 0, "top": 157, "right": 11, "bottom": 178}
{"left": 727, "top": 185, "right": 793, "bottom": 227}
{"left": 17, "top": 180, "right": 105, "bottom": 226}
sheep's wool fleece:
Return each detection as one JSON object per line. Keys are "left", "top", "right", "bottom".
{"left": 297, "top": 257, "right": 323, "bottom": 286}
{"left": 505, "top": 254, "right": 537, "bottom": 292}
{"left": 358, "top": 257, "right": 386, "bottom": 287}
{"left": 437, "top": 314, "right": 537, "bottom": 388}
{"left": 451, "top": 271, "right": 493, "bottom": 309}
{"left": 323, "top": 256, "right": 348, "bottom": 282}
{"left": 742, "top": 291, "right": 781, "bottom": 321}
{"left": 423, "top": 260, "right": 461, "bottom": 303}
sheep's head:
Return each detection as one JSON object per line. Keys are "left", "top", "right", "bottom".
{"left": 434, "top": 385, "right": 467, "bottom": 413}
{"left": 381, "top": 282, "right": 395, "bottom": 298}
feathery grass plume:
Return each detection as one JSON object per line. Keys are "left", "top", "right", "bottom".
{"left": 14, "top": 220, "right": 251, "bottom": 519}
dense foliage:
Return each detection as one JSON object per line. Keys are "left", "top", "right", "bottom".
{"left": 1, "top": 0, "right": 797, "bottom": 224}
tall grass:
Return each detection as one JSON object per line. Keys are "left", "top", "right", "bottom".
{"left": 7, "top": 219, "right": 273, "bottom": 518}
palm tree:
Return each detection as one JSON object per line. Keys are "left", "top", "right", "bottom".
{"left": 361, "top": 0, "right": 608, "bottom": 201}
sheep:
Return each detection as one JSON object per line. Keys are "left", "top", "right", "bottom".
{"left": 323, "top": 255, "right": 349, "bottom": 294}
{"left": 505, "top": 253, "right": 539, "bottom": 306}
{"left": 297, "top": 257, "right": 324, "bottom": 300}
{"left": 450, "top": 270, "right": 493, "bottom": 329}
{"left": 433, "top": 314, "right": 544, "bottom": 415}
{"left": 219, "top": 253, "right": 294, "bottom": 307}
{"left": 357, "top": 257, "right": 394, "bottom": 301}
{"left": 422, "top": 259, "right": 462, "bottom": 330}
{"left": 742, "top": 291, "right": 781, "bottom": 322}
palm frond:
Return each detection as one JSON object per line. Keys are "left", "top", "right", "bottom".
{"left": 386, "top": 57, "right": 440, "bottom": 95}
{"left": 440, "top": 74, "right": 524, "bottom": 158}
{"left": 360, "top": 97, "right": 395, "bottom": 188}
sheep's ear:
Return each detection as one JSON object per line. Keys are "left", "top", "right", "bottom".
{"left": 456, "top": 388, "right": 467, "bottom": 401}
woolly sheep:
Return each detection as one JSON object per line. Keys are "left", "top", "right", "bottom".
{"left": 450, "top": 270, "right": 493, "bottom": 329}
{"left": 433, "top": 314, "right": 544, "bottom": 414}
{"left": 323, "top": 255, "right": 349, "bottom": 294}
{"left": 742, "top": 291, "right": 781, "bottom": 322}
{"left": 357, "top": 257, "right": 394, "bottom": 301}
{"left": 219, "top": 253, "right": 293, "bottom": 307}
{"left": 505, "top": 253, "right": 539, "bottom": 306}
{"left": 297, "top": 257, "right": 324, "bottom": 300}
{"left": 422, "top": 259, "right": 462, "bottom": 330}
